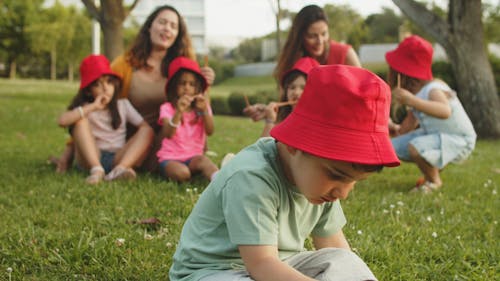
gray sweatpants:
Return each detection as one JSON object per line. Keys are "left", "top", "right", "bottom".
{"left": 199, "top": 248, "right": 377, "bottom": 281}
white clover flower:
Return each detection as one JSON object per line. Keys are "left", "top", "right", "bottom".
{"left": 7, "top": 267, "right": 12, "bottom": 273}
{"left": 440, "top": 209, "right": 445, "bottom": 215}
{"left": 115, "top": 238, "right": 125, "bottom": 247}
{"left": 166, "top": 242, "right": 173, "bottom": 247}
{"left": 144, "top": 234, "right": 154, "bottom": 240}
{"left": 383, "top": 209, "right": 389, "bottom": 214}
{"left": 494, "top": 221, "right": 498, "bottom": 225}
{"left": 493, "top": 189, "right": 497, "bottom": 195}
{"left": 357, "top": 230, "right": 363, "bottom": 235}
{"left": 397, "top": 201, "right": 404, "bottom": 206}
{"left": 456, "top": 236, "right": 461, "bottom": 240}
{"left": 396, "top": 210, "right": 400, "bottom": 215}
{"left": 186, "top": 188, "right": 191, "bottom": 193}
{"left": 432, "top": 232, "right": 438, "bottom": 238}
{"left": 390, "top": 204, "right": 395, "bottom": 209}
{"left": 193, "top": 188, "right": 198, "bottom": 192}
{"left": 426, "top": 216, "right": 432, "bottom": 222}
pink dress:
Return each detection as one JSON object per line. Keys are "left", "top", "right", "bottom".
{"left": 156, "top": 102, "right": 212, "bottom": 162}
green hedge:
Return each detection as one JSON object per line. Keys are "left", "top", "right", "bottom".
{"left": 212, "top": 58, "right": 500, "bottom": 116}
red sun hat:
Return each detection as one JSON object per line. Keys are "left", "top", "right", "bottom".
{"left": 79, "top": 54, "right": 120, "bottom": 89}
{"left": 270, "top": 65, "right": 400, "bottom": 167}
{"left": 281, "top": 57, "right": 320, "bottom": 87}
{"left": 166, "top": 57, "right": 208, "bottom": 93}
{"left": 385, "top": 35, "right": 434, "bottom": 80}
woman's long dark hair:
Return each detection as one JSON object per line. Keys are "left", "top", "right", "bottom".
{"left": 273, "top": 5, "right": 328, "bottom": 84}
{"left": 68, "top": 75, "right": 122, "bottom": 130}
{"left": 126, "top": 5, "right": 195, "bottom": 76}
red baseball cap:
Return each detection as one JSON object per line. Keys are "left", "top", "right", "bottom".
{"left": 79, "top": 54, "right": 120, "bottom": 89}
{"left": 270, "top": 65, "right": 400, "bottom": 167}
{"left": 385, "top": 35, "right": 433, "bottom": 80}
{"left": 281, "top": 57, "right": 319, "bottom": 87}
{"left": 166, "top": 57, "right": 208, "bottom": 92}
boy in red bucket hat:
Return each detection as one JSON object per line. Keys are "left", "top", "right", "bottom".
{"left": 170, "top": 65, "right": 399, "bottom": 281}
{"left": 386, "top": 35, "right": 476, "bottom": 193}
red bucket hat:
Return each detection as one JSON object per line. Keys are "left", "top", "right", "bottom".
{"left": 166, "top": 57, "right": 208, "bottom": 92}
{"left": 79, "top": 54, "right": 120, "bottom": 89}
{"left": 385, "top": 35, "right": 433, "bottom": 80}
{"left": 270, "top": 65, "right": 400, "bottom": 167}
{"left": 281, "top": 57, "right": 319, "bottom": 87}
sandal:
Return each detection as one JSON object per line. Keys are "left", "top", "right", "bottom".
{"left": 104, "top": 166, "right": 136, "bottom": 181}
{"left": 410, "top": 181, "right": 440, "bottom": 194}
{"left": 86, "top": 166, "right": 105, "bottom": 185}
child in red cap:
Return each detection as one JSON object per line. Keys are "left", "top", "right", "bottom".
{"left": 57, "top": 54, "right": 154, "bottom": 184}
{"left": 157, "top": 57, "right": 218, "bottom": 182}
{"left": 244, "top": 57, "right": 320, "bottom": 137}
{"left": 386, "top": 35, "right": 476, "bottom": 193}
{"left": 169, "top": 65, "right": 399, "bottom": 281}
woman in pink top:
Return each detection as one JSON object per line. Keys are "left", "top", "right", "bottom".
{"left": 57, "top": 55, "right": 153, "bottom": 184}
{"left": 273, "top": 4, "right": 361, "bottom": 85}
{"left": 157, "top": 57, "right": 218, "bottom": 182}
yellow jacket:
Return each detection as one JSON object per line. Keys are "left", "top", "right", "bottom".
{"left": 111, "top": 55, "right": 133, "bottom": 99}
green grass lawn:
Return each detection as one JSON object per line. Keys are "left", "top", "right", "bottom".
{"left": 0, "top": 78, "right": 499, "bottom": 280}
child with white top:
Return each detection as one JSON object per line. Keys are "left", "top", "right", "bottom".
{"left": 386, "top": 35, "right": 476, "bottom": 193}
{"left": 57, "top": 54, "right": 153, "bottom": 184}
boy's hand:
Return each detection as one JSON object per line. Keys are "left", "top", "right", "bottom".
{"left": 243, "top": 103, "right": 267, "bottom": 122}
{"left": 177, "top": 95, "right": 194, "bottom": 113}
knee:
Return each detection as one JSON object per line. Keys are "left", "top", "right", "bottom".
{"left": 167, "top": 166, "right": 191, "bottom": 182}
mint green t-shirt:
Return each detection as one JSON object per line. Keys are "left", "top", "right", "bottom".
{"left": 169, "top": 138, "right": 347, "bottom": 281}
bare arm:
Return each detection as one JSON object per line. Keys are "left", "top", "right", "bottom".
{"left": 239, "top": 245, "right": 314, "bottom": 281}
{"left": 398, "top": 110, "right": 419, "bottom": 135}
{"left": 312, "top": 229, "right": 351, "bottom": 250}
{"left": 344, "top": 48, "right": 362, "bottom": 67}
{"left": 57, "top": 95, "right": 108, "bottom": 127}
{"left": 393, "top": 88, "right": 451, "bottom": 119}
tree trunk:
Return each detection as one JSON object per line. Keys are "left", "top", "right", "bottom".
{"left": 392, "top": 0, "right": 500, "bottom": 138}
{"left": 50, "top": 48, "right": 57, "bottom": 80}
{"left": 101, "top": 21, "right": 124, "bottom": 61}
{"left": 68, "top": 61, "right": 74, "bottom": 82}
{"left": 9, "top": 59, "right": 16, "bottom": 79}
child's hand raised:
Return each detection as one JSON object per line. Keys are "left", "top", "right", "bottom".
{"left": 93, "top": 94, "right": 110, "bottom": 110}
{"left": 392, "top": 87, "right": 414, "bottom": 106}
{"left": 263, "top": 102, "right": 278, "bottom": 124}
{"left": 193, "top": 94, "right": 208, "bottom": 112}
{"left": 243, "top": 104, "right": 267, "bottom": 122}
{"left": 177, "top": 95, "right": 194, "bottom": 113}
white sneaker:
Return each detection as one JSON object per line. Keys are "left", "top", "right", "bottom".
{"left": 221, "top": 153, "right": 235, "bottom": 167}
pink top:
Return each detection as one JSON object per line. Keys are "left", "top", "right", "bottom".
{"left": 87, "top": 99, "right": 144, "bottom": 152}
{"left": 156, "top": 102, "right": 213, "bottom": 162}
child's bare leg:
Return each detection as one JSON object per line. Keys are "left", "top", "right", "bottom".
{"left": 72, "top": 119, "right": 103, "bottom": 184}
{"left": 189, "top": 155, "right": 219, "bottom": 181}
{"left": 164, "top": 161, "right": 191, "bottom": 182}
{"left": 114, "top": 124, "right": 154, "bottom": 168}
{"left": 408, "top": 144, "right": 442, "bottom": 186}
{"left": 56, "top": 143, "right": 74, "bottom": 173}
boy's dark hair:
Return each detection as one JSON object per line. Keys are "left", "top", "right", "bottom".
{"left": 302, "top": 150, "right": 384, "bottom": 173}
{"left": 68, "top": 75, "right": 122, "bottom": 130}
